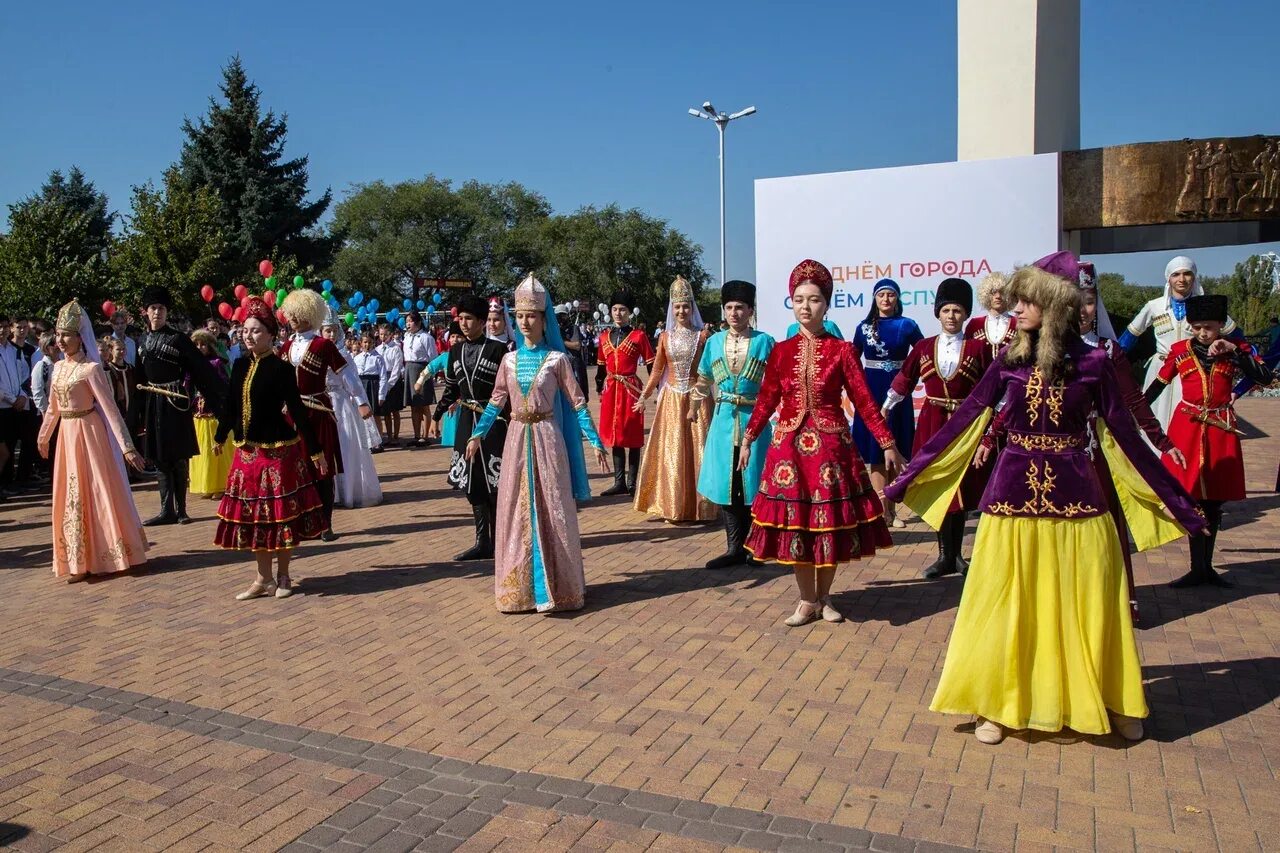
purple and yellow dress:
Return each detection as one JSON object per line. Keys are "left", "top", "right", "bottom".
{"left": 885, "top": 338, "right": 1204, "bottom": 735}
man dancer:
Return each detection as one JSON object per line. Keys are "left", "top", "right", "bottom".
{"left": 596, "top": 290, "right": 654, "bottom": 496}
{"left": 693, "top": 281, "right": 775, "bottom": 568}
{"left": 136, "top": 285, "right": 225, "bottom": 525}
{"left": 429, "top": 293, "right": 510, "bottom": 560}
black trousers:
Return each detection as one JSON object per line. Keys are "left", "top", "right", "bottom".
{"left": 153, "top": 459, "right": 190, "bottom": 517}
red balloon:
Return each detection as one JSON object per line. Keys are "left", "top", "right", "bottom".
{"left": 234, "top": 284, "right": 248, "bottom": 301}
{"left": 217, "top": 302, "right": 233, "bottom": 320}
{"left": 450, "top": 306, "right": 458, "bottom": 317}
{"left": 200, "top": 284, "right": 215, "bottom": 304}
{"left": 259, "top": 260, "right": 274, "bottom": 279}
{"left": 263, "top": 290, "right": 277, "bottom": 307}
{"left": 233, "top": 306, "right": 247, "bottom": 323}
{"left": 240, "top": 295, "right": 252, "bottom": 308}
{"left": 101, "top": 300, "right": 116, "bottom": 318}
{"left": 275, "top": 309, "right": 287, "bottom": 326}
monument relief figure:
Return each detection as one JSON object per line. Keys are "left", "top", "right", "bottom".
{"left": 1176, "top": 144, "right": 1203, "bottom": 216}
{"left": 1203, "top": 141, "right": 1239, "bottom": 214}
{"left": 1235, "top": 140, "right": 1273, "bottom": 213}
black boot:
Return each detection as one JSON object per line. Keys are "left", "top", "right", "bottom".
{"left": 144, "top": 467, "right": 177, "bottom": 526}
{"left": 921, "top": 528, "right": 951, "bottom": 579}
{"left": 318, "top": 479, "right": 339, "bottom": 541}
{"left": 950, "top": 513, "right": 969, "bottom": 575}
{"left": 173, "top": 462, "right": 191, "bottom": 524}
{"left": 625, "top": 448, "right": 640, "bottom": 495}
{"left": 1170, "top": 504, "right": 1231, "bottom": 588}
{"left": 1170, "top": 536, "right": 1209, "bottom": 588}
{"left": 706, "top": 509, "right": 743, "bottom": 569}
{"left": 737, "top": 506, "right": 763, "bottom": 566}
{"left": 455, "top": 503, "right": 494, "bottom": 561}
{"left": 601, "top": 448, "right": 629, "bottom": 496}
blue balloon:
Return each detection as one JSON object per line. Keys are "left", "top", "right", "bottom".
{"left": 368, "top": 298, "right": 379, "bottom": 312}
{"left": 397, "top": 317, "right": 406, "bottom": 330}
{"left": 322, "top": 279, "right": 333, "bottom": 291}
{"left": 388, "top": 308, "right": 400, "bottom": 323}
{"left": 416, "top": 300, "right": 426, "bottom": 311}
{"left": 349, "top": 291, "right": 363, "bottom": 307}
{"left": 431, "top": 292, "right": 443, "bottom": 305}
{"left": 403, "top": 299, "right": 412, "bottom": 310}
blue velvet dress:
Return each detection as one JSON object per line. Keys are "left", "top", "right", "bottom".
{"left": 851, "top": 316, "right": 922, "bottom": 463}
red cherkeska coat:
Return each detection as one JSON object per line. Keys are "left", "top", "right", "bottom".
{"left": 965, "top": 314, "right": 1017, "bottom": 361}
{"left": 890, "top": 336, "right": 991, "bottom": 510}
{"left": 279, "top": 336, "right": 346, "bottom": 479}
{"left": 1157, "top": 339, "right": 1252, "bottom": 501}
{"left": 597, "top": 328, "right": 655, "bottom": 448}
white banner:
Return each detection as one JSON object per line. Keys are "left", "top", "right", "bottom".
{"left": 753, "top": 154, "right": 1062, "bottom": 341}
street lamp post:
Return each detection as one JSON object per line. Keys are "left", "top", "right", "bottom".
{"left": 688, "top": 101, "right": 756, "bottom": 287}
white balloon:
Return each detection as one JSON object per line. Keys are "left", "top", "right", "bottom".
{"left": 632, "top": 307, "right": 640, "bottom": 316}
{"left": 593, "top": 311, "right": 601, "bottom": 319}
{"left": 598, "top": 303, "right": 608, "bottom": 315}
{"left": 572, "top": 300, "right": 581, "bottom": 309}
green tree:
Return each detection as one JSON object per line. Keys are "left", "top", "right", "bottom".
{"left": 1206, "top": 255, "right": 1280, "bottom": 335}
{"left": 1097, "top": 271, "right": 1161, "bottom": 326}
{"left": 111, "top": 167, "right": 231, "bottom": 320}
{"left": 537, "top": 205, "right": 710, "bottom": 324}
{"left": 329, "top": 176, "right": 551, "bottom": 305}
{"left": 179, "top": 57, "right": 332, "bottom": 285}
{"left": 0, "top": 167, "right": 114, "bottom": 317}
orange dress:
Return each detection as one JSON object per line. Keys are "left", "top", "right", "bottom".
{"left": 38, "top": 360, "right": 149, "bottom": 578}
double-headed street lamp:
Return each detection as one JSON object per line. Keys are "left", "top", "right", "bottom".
{"left": 688, "top": 101, "right": 756, "bottom": 288}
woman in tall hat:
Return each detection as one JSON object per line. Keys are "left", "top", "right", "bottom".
{"left": 965, "top": 271, "right": 1018, "bottom": 360}
{"left": 37, "top": 300, "right": 149, "bottom": 580}
{"left": 320, "top": 308, "right": 383, "bottom": 508}
{"left": 596, "top": 289, "right": 655, "bottom": 496}
{"left": 851, "top": 278, "right": 922, "bottom": 528}
{"left": 1119, "top": 255, "right": 1242, "bottom": 431}
{"left": 881, "top": 278, "right": 991, "bottom": 579}
{"left": 467, "top": 275, "right": 609, "bottom": 613}
{"left": 886, "top": 252, "right": 1205, "bottom": 745}
{"left": 1145, "top": 293, "right": 1271, "bottom": 587}
{"left": 215, "top": 297, "right": 328, "bottom": 599}
{"left": 632, "top": 276, "right": 717, "bottom": 522}
{"left": 741, "top": 260, "right": 904, "bottom": 626}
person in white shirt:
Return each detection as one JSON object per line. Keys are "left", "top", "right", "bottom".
{"left": 30, "top": 334, "right": 59, "bottom": 415}
{"left": 377, "top": 323, "right": 406, "bottom": 445}
{"left": 401, "top": 310, "right": 438, "bottom": 447}
{"left": 0, "top": 320, "right": 32, "bottom": 497}
{"left": 354, "top": 331, "right": 388, "bottom": 450}
{"left": 110, "top": 311, "right": 138, "bottom": 366}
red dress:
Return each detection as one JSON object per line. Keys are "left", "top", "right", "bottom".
{"left": 743, "top": 331, "right": 894, "bottom": 568}
{"left": 890, "top": 336, "right": 991, "bottom": 510}
{"left": 279, "top": 335, "right": 345, "bottom": 479}
{"left": 596, "top": 328, "right": 655, "bottom": 448}
{"left": 1156, "top": 339, "right": 1251, "bottom": 501}
{"left": 965, "top": 314, "right": 1017, "bottom": 361}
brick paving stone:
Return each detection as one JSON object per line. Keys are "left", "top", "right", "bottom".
{"left": 2, "top": 392, "right": 1279, "bottom": 851}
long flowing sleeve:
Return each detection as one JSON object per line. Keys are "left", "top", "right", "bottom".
{"left": 690, "top": 338, "right": 715, "bottom": 401}
{"left": 555, "top": 354, "right": 604, "bottom": 450}
{"left": 37, "top": 363, "right": 61, "bottom": 448}
{"left": 641, "top": 333, "right": 668, "bottom": 398}
{"left": 1094, "top": 355, "right": 1206, "bottom": 542}
{"left": 840, "top": 342, "right": 896, "bottom": 448}
{"left": 1109, "top": 346, "right": 1172, "bottom": 452}
{"left": 470, "top": 357, "right": 511, "bottom": 441}
{"left": 743, "top": 343, "right": 785, "bottom": 443}
{"left": 85, "top": 364, "right": 137, "bottom": 454}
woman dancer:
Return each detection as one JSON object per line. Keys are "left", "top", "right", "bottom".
{"left": 38, "top": 300, "right": 149, "bottom": 580}
{"left": 467, "top": 274, "right": 609, "bottom": 613}
{"left": 632, "top": 276, "right": 717, "bottom": 522}
{"left": 215, "top": 297, "right": 328, "bottom": 599}
{"left": 189, "top": 330, "right": 231, "bottom": 499}
{"left": 741, "top": 260, "right": 904, "bottom": 626}
{"left": 885, "top": 252, "right": 1205, "bottom": 745}
{"left": 321, "top": 309, "right": 383, "bottom": 508}
{"left": 851, "top": 278, "right": 921, "bottom": 528}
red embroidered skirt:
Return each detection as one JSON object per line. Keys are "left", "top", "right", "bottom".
{"left": 744, "top": 420, "right": 891, "bottom": 568}
{"left": 215, "top": 441, "right": 327, "bottom": 551}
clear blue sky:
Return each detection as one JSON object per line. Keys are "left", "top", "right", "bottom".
{"left": 2, "top": 0, "right": 1277, "bottom": 289}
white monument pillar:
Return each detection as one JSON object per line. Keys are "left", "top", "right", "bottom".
{"left": 957, "top": 0, "right": 1080, "bottom": 160}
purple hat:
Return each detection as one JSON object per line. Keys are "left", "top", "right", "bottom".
{"left": 1032, "top": 251, "right": 1081, "bottom": 284}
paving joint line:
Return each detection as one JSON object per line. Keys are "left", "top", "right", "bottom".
{"left": 0, "top": 667, "right": 974, "bottom": 853}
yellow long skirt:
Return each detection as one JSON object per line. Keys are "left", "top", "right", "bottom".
{"left": 930, "top": 513, "right": 1148, "bottom": 735}
{"left": 632, "top": 388, "right": 717, "bottom": 522}
{"left": 190, "top": 416, "right": 231, "bottom": 496}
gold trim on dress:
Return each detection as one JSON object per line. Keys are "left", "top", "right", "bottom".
{"left": 1007, "top": 431, "right": 1085, "bottom": 451}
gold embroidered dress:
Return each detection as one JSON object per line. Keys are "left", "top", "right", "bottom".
{"left": 38, "top": 359, "right": 149, "bottom": 577}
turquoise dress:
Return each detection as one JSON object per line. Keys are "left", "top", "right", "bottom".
{"left": 695, "top": 329, "right": 775, "bottom": 505}
{"left": 428, "top": 352, "right": 455, "bottom": 446}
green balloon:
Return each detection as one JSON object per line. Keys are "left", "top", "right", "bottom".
{"left": 344, "top": 312, "right": 355, "bottom": 326}
{"left": 265, "top": 275, "right": 277, "bottom": 288}
{"left": 293, "top": 275, "right": 305, "bottom": 288}
{"left": 276, "top": 288, "right": 287, "bottom": 303}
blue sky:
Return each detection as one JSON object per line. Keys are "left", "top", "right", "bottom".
{"left": 2, "top": 0, "right": 1277, "bottom": 289}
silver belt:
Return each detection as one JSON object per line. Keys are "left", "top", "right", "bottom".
{"left": 864, "top": 359, "right": 903, "bottom": 371}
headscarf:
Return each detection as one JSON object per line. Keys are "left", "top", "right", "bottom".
{"left": 513, "top": 274, "right": 592, "bottom": 502}
{"left": 1164, "top": 255, "right": 1202, "bottom": 320}
{"left": 488, "top": 297, "right": 513, "bottom": 344}
{"left": 788, "top": 259, "right": 833, "bottom": 303}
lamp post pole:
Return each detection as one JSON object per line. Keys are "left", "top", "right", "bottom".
{"left": 688, "top": 102, "right": 756, "bottom": 287}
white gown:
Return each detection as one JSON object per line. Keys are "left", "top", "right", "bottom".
{"left": 327, "top": 348, "right": 384, "bottom": 508}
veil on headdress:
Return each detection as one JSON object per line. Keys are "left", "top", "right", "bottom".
{"left": 1077, "top": 261, "right": 1117, "bottom": 340}
{"left": 488, "top": 297, "right": 514, "bottom": 344}
{"left": 56, "top": 299, "right": 102, "bottom": 364}
{"left": 663, "top": 276, "right": 704, "bottom": 333}
{"left": 514, "top": 274, "right": 592, "bottom": 502}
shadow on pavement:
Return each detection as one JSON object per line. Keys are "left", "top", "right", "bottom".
{"left": 1144, "top": 656, "right": 1280, "bottom": 742}
{"left": 1135, "top": 555, "right": 1280, "bottom": 629}
{"left": 836, "top": 575, "right": 965, "bottom": 626}
{"left": 0, "top": 824, "right": 29, "bottom": 845}
{"left": 558, "top": 563, "right": 791, "bottom": 615}
{"left": 110, "top": 539, "right": 397, "bottom": 580}
{"left": 297, "top": 561, "right": 489, "bottom": 596}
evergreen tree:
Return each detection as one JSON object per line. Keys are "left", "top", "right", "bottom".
{"left": 0, "top": 167, "right": 115, "bottom": 317}
{"left": 179, "top": 57, "right": 332, "bottom": 284}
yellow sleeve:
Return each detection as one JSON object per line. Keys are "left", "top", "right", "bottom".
{"left": 898, "top": 411, "right": 992, "bottom": 530}
{"left": 1097, "top": 421, "right": 1189, "bottom": 551}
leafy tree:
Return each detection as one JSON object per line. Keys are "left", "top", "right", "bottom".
{"left": 112, "top": 167, "right": 229, "bottom": 320}
{"left": 1205, "top": 255, "right": 1280, "bottom": 335}
{"left": 329, "top": 176, "right": 551, "bottom": 305}
{"left": 1097, "top": 272, "right": 1161, "bottom": 327}
{"left": 179, "top": 57, "right": 332, "bottom": 285}
{"left": 537, "top": 204, "right": 710, "bottom": 323}
{"left": 0, "top": 167, "right": 114, "bottom": 317}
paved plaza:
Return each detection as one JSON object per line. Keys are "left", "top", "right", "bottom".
{"left": 0, "top": 390, "right": 1277, "bottom": 853}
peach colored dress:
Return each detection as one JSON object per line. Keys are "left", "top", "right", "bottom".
{"left": 38, "top": 360, "right": 149, "bottom": 578}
